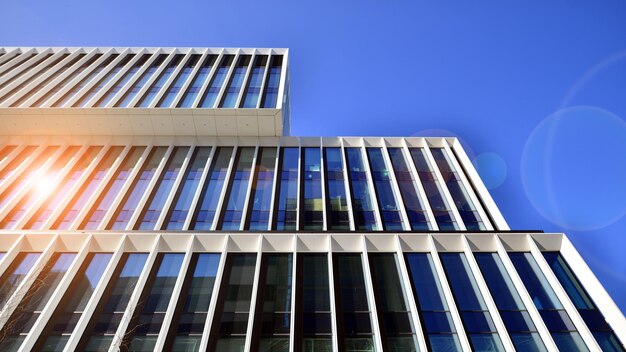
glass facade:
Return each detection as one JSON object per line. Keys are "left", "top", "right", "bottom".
{"left": 199, "top": 55, "right": 233, "bottom": 108}
{"left": 95, "top": 54, "right": 150, "bottom": 107}
{"left": 190, "top": 147, "right": 233, "bottom": 230}
{"left": 387, "top": 148, "right": 430, "bottom": 230}
{"left": 0, "top": 252, "right": 42, "bottom": 308}
{"left": 178, "top": 55, "right": 217, "bottom": 107}
{"left": 301, "top": 147, "right": 324, "bottom": 230}
{"left": 261, "top": 56, "right": 282, "bottom": 108}
{"left": 324, "top": 148, "right": 350, "bottom": 230}
{"left": 137, "top": 54, "right": 184, "bottom": 107}
{"left": 219, "top": 55, "right": 251, "bottom": 108}
{"left": 218, "top": 147, "right": 255, "bottom": 230}
{"left": 74, "top": 54, "right": 134, "bottom": 107}
{"left": 345, "top": 148, "right": 379, "bottom": 231}
{"left": 273, "top": 147, "right": 299, "bottom": 231}
{"left": 53, "top": 54, "right": 118, "bottom": 107}
{"left": 115, "top": 54, "right": 167, "bottom": 107}
{"left": 241, "top": 55, "right": 268, "bottom": 108}
{"left": 157, "top": 54, "right": 200, "bottom": 107}
{"left": 246, "top": 147, "right": 277, "bottom": 231}
{"left": 367, "top": 148, "right": 404, "bottom": 231}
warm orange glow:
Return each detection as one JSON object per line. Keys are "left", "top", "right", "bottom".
{"left": 32, "top": 173, "right": 56, "bottom": 197}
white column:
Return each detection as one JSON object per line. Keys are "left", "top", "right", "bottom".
{"left": 239, "top": 145, "right": 259, "bottom": 230}
{"left": 360, "top": 236, "right": 384, "bottom": 352}
{"left": 243, "top": 243, "right": 264, "bottom": 351}
{"left": 198, "top": 236, "right": 229, "bottom": 352}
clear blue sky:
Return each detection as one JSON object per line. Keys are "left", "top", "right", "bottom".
{"left": 2, "top": 0, "right": 625, "bottom": 311}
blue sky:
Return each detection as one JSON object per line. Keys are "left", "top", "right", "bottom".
{"left": 2, "top": 0, "right": 626, "bottom": 311}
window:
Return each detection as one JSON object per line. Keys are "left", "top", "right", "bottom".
{"left": 0, "top": 53, "right": 55, "bottom": 95}
{"left": 115, "top": 54, "right": 167, "bottom": 107}
{"left": 198, "top": 55, "right": 233, "bottom": 108}
{"left": 323, "top": 148, "right": 350, "bottom": 230}
{"left": 367, "top": 148, "right": 405, "bottom": 231}
{"left": 219, "top": 55, "right": 251, "bottom": 108}
{"left": 387, "top": 148, "right": 431, "bottom": 230}
{"left": 345, "top": 148, "right": 379, "bottom": 231}
{"left": 261, "top": 55, "right": 282, "bottom": 108}
{"left": 156, "top": 54, "right": 200, "bottom": 107}
{"left": 301, "top": 148, "right": 323, "bottom": 230}
{"left": 136, "top": 54, "right": 184, "bottom": 107}
{"left": 273, "top": 148, "right": 299, "bottom": 231}
{"left": 217, "top": 147, "right": 255, "bottom": 230}
{"left": 190, "top": 147, "right": 233, "bottom": 230}
{"left": 53, "top": 54, "right": 118, "bottom": 107}
{"left": 245, "top": 147, "right": 277, "bottom": 231}
{"left": 177, "top": 55, "right": 217, "bottom": 107}
{"left": 240, "top": 55, "right": 267, "bottom": 108}
{"left": 0, "top": 146, "right": 38, "bottom": 184}
{"left": 94, "top": 54, "right": 150, "bottom": 107}
{"left": 73, "top": 54, "right": 134, "bottom": 107}
{"left": 0, "top": 252, "right": 42, "bottom": 308}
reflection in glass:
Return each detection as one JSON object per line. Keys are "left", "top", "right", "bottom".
{"left": 405, "top": 253, "right": 462, "bottom": 351}
{"left": 387, "top": 148, "right": 430, "bottom": 230}
{"left": 261, "top": 56, "right": 282, "bottom": 108}
{"left": 115, "top": 55, "right": 167, "bottom": 107}
{"left": 241, "top": 55, "right": 267, "bottom": 108}
{"left": 35, "top": 253, "right": 112, "bottom": 351}
{"left": 95, "top": 54, "right": 150, "bottom": 107}
{"left": 273, "top": 148, "right": 299, "bottom": 231}
{"left": 123, "top": 253, "right": 185, "bottom": 351}
{"left": 345, "top": 148, "right": 379, "bottom": 231}
{"left": 78, "top": 253, "right": 148, "bottom": 352}
{"left": 0, "top": 252, "right": 41, "bottom": 308}
{"left": 157, "top": 54, "right": 200, "bottom": 107}
{"left": 246, "top": 148, "right": 277, "bottom": 230}
{"left": 190, "top": 147, "right": 233, "bottom": 230}
{"left": 0, "top": 54, "right": 69, "bottom": 104}
{"left": 367, "top": 148, "right": 404, "bottom": 231}
{"left": 219, "top": 55, "right": 251, "bottom": 108}
{"left": 74, "top": 55, "right": 134, "bottom": 107}
{"left": 137, "top": 54, "right": 184, "bottom": 107}
{"left": 208, "top": 254, "right": 256, "bottom": 352}
{"left": 324, "top": 148, "right": 350, "bottom": 230}
{"left": 0, "top": 146, "right": 38, "bottom": 184}
{"left": 218, "top": 147, "right": 255, "bottom": 230}
{"left": 333, "top": 254, "right": 375, "bottom": 352}
{"left": 301, "top": 148, "right": 323, "bottom": 230}
{"left": 53, "top": 54, "right": 118, "bottom": 107}
{"left": 178, "top": 55, "right": 217, "bottom": 107}
{"left": 199, "top": 55, "right": 233, "bottom": 108}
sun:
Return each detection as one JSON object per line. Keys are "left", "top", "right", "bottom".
{"left": 32, "top": 173, "right": 57, "bottom": 197}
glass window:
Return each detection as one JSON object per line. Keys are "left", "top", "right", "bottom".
{"left": 163, "top": 253, "right": 220, "bottom": 352}
{"left": 73, "top": 54, "right": 134, "bottom": 107}
{"left": 245, "top": 147, "right": 277, "bottom": 231}
{"left": 136, "top": 54, "right": 184, "bottom": 107}
{"left": 333, "top": 254, "right": 375, "bottom": 352}
{"left": 261, "top": 55, "right": 282, "bottom": 108}
{"left": 24, "top": 146, "right": 102, "bottom": 230}
{"left": 0, "top": 253, "right": 77, "bottom": 351}
{"left": 77, "top": 253, "right": 148, "bottom": 352}
{"left": 543, "top": 252, "right": 624, "bottom": 352}
{"left": 190, "top": 147, "right": 233, "bottom": 230}
{"left": 163, "top": 147, "right": 212, "bottom": 230}
{"left": 0, "top": 52, "right": 37, "bottom": 82}
{"left": 103, "top": 147, "right": 167, "bottom": 230}
{"left": 367, "top": 148, "right": 405, "bottom": 231}
{"left": 51, "top": 146, "right": 125, "bottom": 230}
{"left": 301, "top": 148, "right": 323, "bottom": 230}
{"left": 241, "top": 55, "right": 267, "bottom": 108}
{"left": 409, "top": 148, "right": 458, "bottom": 230}
{"left": 135, "top": 147, "right": 190, "bottom": 230}
{"left": 324, "top": 148, "right": 350, "bottom": 230}
{"left": 52, "top": 54, "right": 118, "bottom": 107}
{"left": 0, "top": 53, "right": 53, "bottom": 92}
{"left": 251, "top": 254, "right": 293, "bottom": 352}
{"left": 430, "top": 148, "right": 486, "bottom": 230}
{"left": 199, "top": 55, "right": 234, "bottom": 108}
{"left": 115, "top": 54, "right": 167, "bottom": 107}
{"left": 33, "top": 54, "right": 102, "bottom": 107}
{"left": 122, "top": 253, "right": 185, "bottom": 351}
{"left": 34, "top": 253, "right": 112, "bottom": 352}
{"left": 475, "top": 253, "right": 547, "bottom": 352}
{"left": 387, "top": 148, "right": 431, "bottom": 230}
{"left": 218, "top": 147, "right": 255, "bottom": 230}
{"left": 207, "top": 253, "right": 257, "bottom": 352}
{"left": 0, "top": 54, "right": 68, "bottom": 104}
{"left": 440, "top": 253, "right": 505, "bottom": 351}
{"left": 345, "top": 148, "right": 379, "bottom": 231}
{"left": 295, "top": 254, "right": 332, "bottom": 352}
{"left": 509, "top": 252, "right": 590, "bottom": 351}
{"left": 405, "top": 253, "right": 462, "bottom": 351}
{"left": 94, "top": 54, "right": 150, "bottom": 107}
{"left": 157, "top": 54, "right": 200, "bottom": 107}
{"left": 11, "top": 54, "right": 85, "bottom": 107}
{"left": 0, "top": 146, "right": 38, "bottom": 184}
{"left": 219, "top": 55, "right": 251, "bottom": 108}
{"left": 369, "top": 254, "right": 419, "bottom": 351}
{"left": 178, "top": 55, "right": 217, "bottom": 107}
{"left": 0, "top": 252, "right": 41, "bottom": 308}
{"left": 273, "top": 148, "right": 299, "bottom": 231}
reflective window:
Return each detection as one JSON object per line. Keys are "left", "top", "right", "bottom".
{"left": 0, "top": 54, "right": 68, "bottom": 104}
{"left": 52, "top": 54, "right": 118, "bottom": 107}
{"left": 157, "top": 54, "right": 200, "bottom": 107}
{"left": 190, "top": 147, "right": 233, "bottom": 230}
{"left": 241, "top": 55, "right": 267, "bottom": 108}
{"left": 475, "top": 253, "right": 547, "bottom": 352}
{"left": 409, "top": 148, "right": 458, "bottom": 230}
{"left": 324, "top": 148, "right": 350, "bottom": 230}
{"left": 0, "top": 253, "right": 77, "bottom": 351}
{"left": 33, "top": 54, "right": 102, "bottom": 107}
{"left": 163, "top": 147, "right": 212, "bottom": 230}
{"left": 295, "top": 254, "right": 332, "bottom": 352}
{"left": 261, "top": 55, "right": 282, "bottom": 108}
{"left": 0, "top": 146, "right": 38, "bottom": 184}
{"left": 431, "top": 148, "right": 486, "bottom": 230}
{"left": 25, "top": 146, "right": 102, "bottom": 230}
{"left": 440, "top": 253, "right": 505, "bottom": 351}
{"left": 369, "top": 254, "right": 419, "bottom": 351}
{"left": 0, "top": 53, "right": 53, "bottom": 92}
{"left": 34, "top": 253, "right": 112, "bottom": 351}
{"left": 345, "top": 148, "right": 379, "bottom": 231}
{"left": 219, "top": 55, "right": 251, "bottom": 108}
{"left": 208, "top": 253, "right": 257, "bottom": 352}
{"left": 137, "top": 54, "right": 184, "bottom": 107}
{"left": 178, "top": 55, "right": 217, "bottom": 107}
{"left": 251, "top": 254, "right": 293, "bottom": 351}
{"left": 95, "top": 54, "right": 150, "bottom": 107}
{"left": 135, "top": 147, "right": 190, "bottom": 230}
{"left": 509, "top": 252, "right": 590, "bottom": 351}
{"left": 405, "top": 253, "right": 462, "bottom": 351}
{"left": 51, "top": 146, "right": 124, "bottom": 230}
{"left": 218, "top": 147, "right": 255, "bottom": 230}
{"left": 123, "top": 253, "right": 185, "bottom": 351}
{"left": 273, "top": 147, "right": 299, "bottom": 231}
{"left": 77, "top": 253, "right": 148, "bottom": 352}
{"left": 115, "top": 54, "right": 167, "bottom": 107}
{"left": 301, "top": 148, "right": 323, "bottom": 230}
{"left": 0, "top": 252, "right": 41, "bottom": 308}
{"left": 103, "top": 147, "right": 166, "bottom": 230}
{"left": 164, "top": 253, "right": 220, "bottom": 352}
{"left": 199, "top": 55, "right": 234, "bottom": 108}
{"left": 245, "top": 147, "right": 277, "bottom": 231}
{"left": 543, "top": 252, "right": 624, "bottom": 352}
{"left": 367, "top": 148, "right": 405, "bottom": 231}
{"left": 74, "top": 54, "right": 134, "bottom": 107}
{"left": 388, "top": 148, "right": 430, "bottom": 230}
{"left": 334, "top": 254, "right": 375, "bottom": 352}
{"left": 11, "top": 54, "right": 85, "bottom": 107}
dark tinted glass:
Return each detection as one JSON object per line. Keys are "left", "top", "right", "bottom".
{"left": 301, "top": 148, "right": 323, "bottom": 230}
{"left": 245, "top": 147, "right": 277, "bottom": 230}
{"left": 324, "top": 148, "right": 350, "bottom": 230}
{"left": 273, "top": 148, "right": 299, "bottom": 230}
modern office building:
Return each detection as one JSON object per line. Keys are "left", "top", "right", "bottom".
{"left": 0, "top": 46, "right": 623, "bottom": 352}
